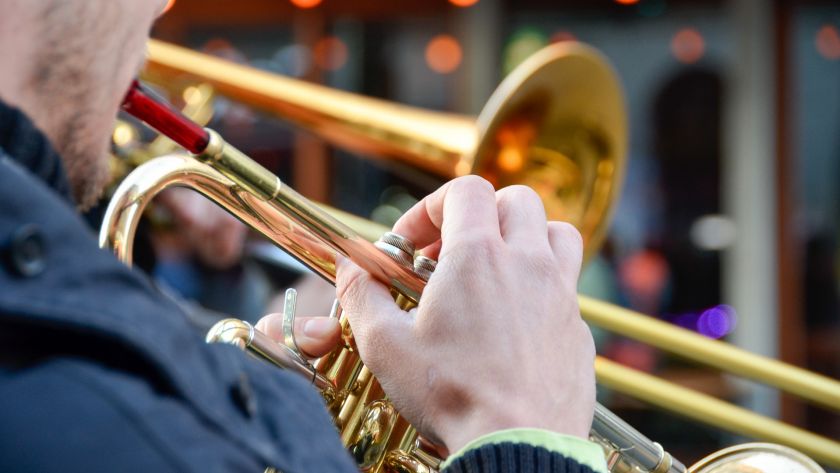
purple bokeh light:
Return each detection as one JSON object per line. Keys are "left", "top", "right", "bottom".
{"left": 698, "top": 305, "right": 737, "bottom": 338}
{"left": 669, "top": 304, "right": 737, "bottom": 339}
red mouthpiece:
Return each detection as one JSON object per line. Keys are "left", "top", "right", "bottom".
{"left": 121, "top": 80, "right": 210, "bottom": 154}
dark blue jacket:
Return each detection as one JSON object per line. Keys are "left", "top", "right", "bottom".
{"left": 0, "top": 101, "right": 356, "bottom": 472}
{"left": 0, "top": 101, "right": 596, "bottom": 473}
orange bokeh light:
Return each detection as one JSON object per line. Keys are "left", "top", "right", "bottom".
{"left": 671, "top": 28, "right": 705, "bottom": 64}
{"left": 550, "top": 31, "right": 577, "bottom": 43}
{"left": 449, "top": 0, "right": 479, "bottom": 6}
{"left": 615, "top": 0, "right": 640, "bottom": 4}
{"left": 497, "top": 147, "right": 525, "bottom": 173}
{"left": 425, "top": 35, "right": 463, "bottom": 74}
{"left": 162, "top": 0, "right": 176, "bottom": 14}
{"left": 313, "top": 36, "right": 349, "bottom": 71}
{"left": 290, "top": 0, "right": 322, "bottom": 8}
{"left": 816, "top": 25, "right": 840, "bottom": 60}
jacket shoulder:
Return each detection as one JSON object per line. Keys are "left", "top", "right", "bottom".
{"left": 0, "top": 358, "right": 265, "bottom": 473}
{"left": 0, "top": 156, "right": 355, "bottom": 472}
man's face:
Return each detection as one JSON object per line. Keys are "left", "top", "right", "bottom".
{"left": 26, "top": 0, "right": 167, "bottom": 209}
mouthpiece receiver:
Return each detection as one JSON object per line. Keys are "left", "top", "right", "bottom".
{"left": 122, "top": 80, "right": 210, "bottom": 154}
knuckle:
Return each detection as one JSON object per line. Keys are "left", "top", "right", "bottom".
{"left": 552, "top": 221, "right": 582, "bottom": 241}
{"left": 497, "top": 184, "right": 540, "bottom": 205}
{"left": 353, "top": 317, "right": 400, "bottom": 372}
{"left": 497, "top": 186, "right": 545, "bottom": 219}
{"left": 452, "top": 175, "right": 495, "bottom": 197}
{"left": 336, "top": 266, "right": 367, "bottom": 310}
{"left": 550, "top": 222, "right": 583, "bottom": 252}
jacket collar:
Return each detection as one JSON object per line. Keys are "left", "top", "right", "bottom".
{"left": 0, "top": 99, "right": 73, "bottom": 203}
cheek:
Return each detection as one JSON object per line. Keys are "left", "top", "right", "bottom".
{"left": 103, "top": 32, "right": 150, "bottom": 116}
{"left": 103, "top": 2, "right": 160, "bottom": 94}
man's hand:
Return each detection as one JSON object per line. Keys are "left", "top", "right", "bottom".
{"left": 337, "top": 176, "right": 595, "bottom": 453}
{"left": 255, "top": 314, "right": 341, "bottom": 358}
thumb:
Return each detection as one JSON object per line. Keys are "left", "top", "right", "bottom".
{"left": 336, "top": 257, "right": 411, "bottom": 367}
{"left": 254, "top": 314, "right": 341, "bottom": 358}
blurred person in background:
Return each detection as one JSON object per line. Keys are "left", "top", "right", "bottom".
{"left": 99, "top": 76, "right": 333, "bottom": 326}
{"left": 0, "top": 0, "right": 602, "bottom": 471}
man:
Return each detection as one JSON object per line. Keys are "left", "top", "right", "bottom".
{"left": 0, "top": 1, "right": 603, "bottom": 471}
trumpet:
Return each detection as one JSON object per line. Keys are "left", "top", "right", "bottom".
{"left": 107, "top": 80, "right": 693, "bottom": 473}
{"left": 101, "top": 43, "right": 840, "bottom": 472}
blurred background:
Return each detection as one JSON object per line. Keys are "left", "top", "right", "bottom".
{"left": 105, "top": 0, "right": 840, "bottom": 467}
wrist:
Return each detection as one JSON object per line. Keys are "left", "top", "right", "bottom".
{"left": 437, "top": 402, "right": 592, "bottom": 453}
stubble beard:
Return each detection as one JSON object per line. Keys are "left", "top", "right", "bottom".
{"left": 52, "top": 98, "right": 111, "bottom": 211}
{"left": 30, "top": 1, "right": 126, "bottom": 211}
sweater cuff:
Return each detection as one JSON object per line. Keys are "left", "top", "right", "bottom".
{"left": 440, "top": 429, "right": 607, "bottom": 473}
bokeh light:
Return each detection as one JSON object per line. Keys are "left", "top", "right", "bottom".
{"left": 816, "top": 25, "right": 840, "bottom": 60}
{"left": 313, "top": 36, "right": 349, "bottom": 71}
{"left": 673, "top": 305, "right": 737, "bottom": 339}
{"left": 671, "top": 27, "right": 705, "bottom": 64}
{"left": 274, "top": 44, "right": 312, "bottom": 77}
{"left": 690, "top": 214, "right": 737, "bottom": 251}
{"left": 619, "top": 250, "right": 669, "bottom": 297}
{"left": 614, "top": 0, "right": 640, "bottom": 4}
{"left": 495, "top": 121, "right": 536, "bottom": 173}
{"left": 449, "top": 0, "right": 479, "bottom": 6}
{"left": 290, "top": 0, "right": 322, "bottom": 8}
{"left": 550, "top": 31, "right": 577, "bottom": 43}
{"left": 425, "top": 35, "right": 463, "bottom": 74}
{"left": 112, "top": 122, "right": 137, "bottom": 148}
{"left": 698, "top": 305, "right": 737, "bottom": 338}
{"left": 503, "top": 28, "right": 547, "bottom": 74}
{"left": 182, "top": 86, "right": 204, "bottom": 106}
{"left": 497, "top": 147, "right": 525, "bottom": 173}
{"left": 162, "top": 0, "right": 176, "bottom": 14}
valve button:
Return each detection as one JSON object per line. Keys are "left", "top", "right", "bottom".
{"left": 378, "top": 232, "right": 416, "bottom": 255}
{"left": 413, "top": 256, "right": 437, "bottom": 282}
{"left": 281, "top": 288, "right": 301, "bottom": 356}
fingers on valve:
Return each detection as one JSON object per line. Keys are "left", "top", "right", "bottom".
{"left": 420, "top": 240, "right": 442, "bottom": 261}
{"left": 495, "top": 185, "right": 548, "bottom": 246}
{"left": 394, "top": 176, "right": 500, "bottom": 252}
{"left": 335, "top": 258, "right": 410, "bottom": 360}
{"left": 255, "top": 313, "right": 282, "bottom": 341}
{"left": 294, "top": 317, "right": 342, "bottom": 358}
{"left": 441, "top": 176, "right": 499, "bottom": 243}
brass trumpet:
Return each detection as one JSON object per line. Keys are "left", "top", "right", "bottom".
{"left": 101, "top": 43, "right": 840, "bottom": 472}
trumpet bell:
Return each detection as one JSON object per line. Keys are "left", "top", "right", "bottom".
{"left": 690, "top": 443, "right": 826, "bottom": 473}
{"left": 471, "top": 43, "right": 626, "bottom": 261}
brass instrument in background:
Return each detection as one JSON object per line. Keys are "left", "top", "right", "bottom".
{"left": 141, "top": 39, "right": 624, "bottom": 263}
{"left": 101, "top": 42, "right": 840, "bottom": 472}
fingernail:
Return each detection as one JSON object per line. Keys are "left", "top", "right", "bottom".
{"left": 303, "top": 318, "right": 336, "bottom": 338}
